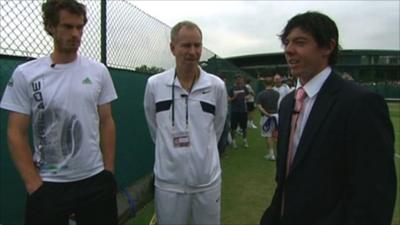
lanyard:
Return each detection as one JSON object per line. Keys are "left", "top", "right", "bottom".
{"left": 171, "top": 70, "right": 197, "bottom": 127}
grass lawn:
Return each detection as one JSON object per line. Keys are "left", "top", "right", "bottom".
{"left": 126, "top": 102, "right": 400, "bottom": 225}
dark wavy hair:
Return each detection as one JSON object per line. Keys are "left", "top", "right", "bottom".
{"left": 42, "top": 0, "right": 87, "bottom": 36}
{"left": 279, "top": 11, "right": 341, "bottom": 65}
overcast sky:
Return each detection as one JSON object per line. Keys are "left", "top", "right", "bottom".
{"left": 132, "top": 1, "right": 399, "bottom": 58}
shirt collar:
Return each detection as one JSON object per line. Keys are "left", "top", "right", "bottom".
{"left": 296, "top": 66, "right": 331, "bottom": 98}
{"left": 167, "top": 66, "right": 210, "bottom": 90}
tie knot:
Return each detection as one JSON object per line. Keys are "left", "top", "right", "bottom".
{"left": 295, "top": 87, "right": 307, "bottom": 101}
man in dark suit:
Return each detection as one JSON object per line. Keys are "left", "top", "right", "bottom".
{"left": 260, "top": 11, "right": 397, "bottom": 225}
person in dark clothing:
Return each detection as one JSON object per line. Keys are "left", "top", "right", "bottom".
{"left": 260, "top": 11, "right": 396, "bottom": 225}
{"left": 228, "top": 74, "right": 249, "bottom": 148}
{"left": 256, "top": 77, "right": 280, "bottom": 160}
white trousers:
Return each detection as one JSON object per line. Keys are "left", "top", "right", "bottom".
{"left": 155, "top": 183, "right": 221, "bottom": 225}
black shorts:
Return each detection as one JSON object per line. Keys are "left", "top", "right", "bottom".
{"left": 25, "top": 170, "right": 118, "bottom": 225}
{"left": 230, "top": 112, "right": 248, "bottom": 131}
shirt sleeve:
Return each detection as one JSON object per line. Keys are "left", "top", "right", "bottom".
{"left": 143, "top": 78, "right": 157, "bottom": 142}
{"left": 255, "top": 93, "right": 261, "bottom": 105}
{"left": 246, "top": 84, "right": 254, "bottom": 95}
{"left": 0, "top": 67, "right": 31, "bottom": 115}
{"left": 214, "top": 81, "right": 228, "bottom": 140}
{"left": 98, "top": 65, "right": 118, "bottom": 105}
{"left": 245, "top": 86, "right": 250, "bottom": 95}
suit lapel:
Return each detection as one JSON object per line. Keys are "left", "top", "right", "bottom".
{"left": 278, "top": 91, "right": 295, "bottom": 179}
{"left": 289, "top": 72, "right": 342, "bottom": 173}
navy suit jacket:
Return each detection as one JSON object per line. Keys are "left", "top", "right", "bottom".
{"left": 260, "top": 72, "right": 397, "bottom": 225}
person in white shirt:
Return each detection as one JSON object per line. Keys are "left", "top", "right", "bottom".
{"left": 245, "top": 78, "right": 257, "bottom": 129}
{"left": 143, "top": 21, "right": 227, "bottom": 225}
{"left": 0, "top": 0, "right": 118, "bottom": 224}
{"left": 272, "top": 73, "right": 291, "bottom": 108}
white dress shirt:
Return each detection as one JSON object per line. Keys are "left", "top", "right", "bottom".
{"left": 292, "top": 66, "right": 332, "bottom": 155}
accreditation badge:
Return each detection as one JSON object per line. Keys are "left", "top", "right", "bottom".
{"left": 173, "top": 131, "right": 191, "bottom": 148}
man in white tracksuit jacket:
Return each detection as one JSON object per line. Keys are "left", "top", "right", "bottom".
{"left": 144, "top": 21, "right": 227, "bottom": 225}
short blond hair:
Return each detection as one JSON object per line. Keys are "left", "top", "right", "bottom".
{"left": 170, "top": 21, "right": 202, "bottom": 43}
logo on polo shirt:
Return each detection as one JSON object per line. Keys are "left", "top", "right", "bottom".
{"left": 82, "top": 77, "right": 92, "bottom": 85}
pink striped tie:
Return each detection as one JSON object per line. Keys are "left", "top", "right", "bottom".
{"left": 282, "top": 88, "right": 307, "bottom": 216}
{"left": 286, "top": 87, "right": 307, "bottom": 176}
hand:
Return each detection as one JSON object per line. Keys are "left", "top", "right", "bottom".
{"left": 26, "top": 178, "right": 43, "bottom": 195}
{"left": 104, "top": 166, "right": 115, "bottom": 175}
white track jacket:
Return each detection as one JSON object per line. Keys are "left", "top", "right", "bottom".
{"left": 144, "top": 67, "right": 227, "bottom": 193}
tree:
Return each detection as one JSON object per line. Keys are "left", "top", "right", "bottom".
{"left": 134, "top": 65, "right": 165, "bottom": 75}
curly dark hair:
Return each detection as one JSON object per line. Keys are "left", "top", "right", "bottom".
{"left": 42, "top": 0, "right": 87, "bottom": 36}
{"left": 279, "top": 11, "right": 341, "bottom": 65}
